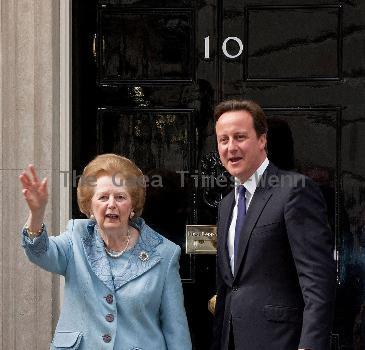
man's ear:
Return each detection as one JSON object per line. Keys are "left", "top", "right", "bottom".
{"left": 259, "top": 133, "right": 267, "bottom": 151}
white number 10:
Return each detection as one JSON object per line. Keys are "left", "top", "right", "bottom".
{"left": 204, "top": 36, "right": 244, "bottom": 59}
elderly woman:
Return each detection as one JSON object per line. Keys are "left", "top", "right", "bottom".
{"left": 20, "top": 153, "right": 192, "bottom": 350}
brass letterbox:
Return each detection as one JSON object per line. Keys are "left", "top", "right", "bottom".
{"left": 185, "top": 225, "right": 217, "bottom": 254}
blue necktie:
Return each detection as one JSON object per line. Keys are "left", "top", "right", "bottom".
{"left": 234, "top": 185, "right": 247, "bottom": 262}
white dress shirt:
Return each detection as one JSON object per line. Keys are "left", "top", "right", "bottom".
{"left": 227, "top": 158, "right": 269, "bottom": 273}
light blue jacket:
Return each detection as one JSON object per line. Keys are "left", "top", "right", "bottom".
{"left": 22, "top": 218, "right": 192, "bottom": 350}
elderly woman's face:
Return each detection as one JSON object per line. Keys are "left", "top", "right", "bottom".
{"left": 90, "top": 174, "right": 133, "bottom": 234}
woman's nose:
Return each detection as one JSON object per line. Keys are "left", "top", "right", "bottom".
{"left": 107, "top": 196, "right": 116, "bottom": 208}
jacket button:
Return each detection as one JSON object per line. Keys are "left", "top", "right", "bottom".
{"left": 102, "top": 334, "right": 111, "bottom": 343}
{"left": 105, "top": 294, "right": 113, "bottom": 304}
{"left": 232, "top": 285, "right": 238, "bottom": 291}
{"left": 105, "top": 313, "right": 114, "bottom": 322}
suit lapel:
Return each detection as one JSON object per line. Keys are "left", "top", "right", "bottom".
{"left": 233, "top": 164, "right": 278, "bottom": 279}
{"left": 218, "top": 190, "right": 235, "bottom": 285}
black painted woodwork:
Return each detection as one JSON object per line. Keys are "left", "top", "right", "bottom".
{"left": 73, "top": 1, "right": 365, "bottom": 348}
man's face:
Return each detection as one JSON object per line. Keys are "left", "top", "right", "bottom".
{"left": 215, "top": 110, "right": 267, "bottom": 183}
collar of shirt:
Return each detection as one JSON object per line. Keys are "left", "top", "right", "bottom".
{"left": 234, "top": 157, "right": 269, "bottom": 207}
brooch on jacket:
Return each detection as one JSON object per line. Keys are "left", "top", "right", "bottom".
{"left": 139, "top": 251, "right": 149, "bottom": 262}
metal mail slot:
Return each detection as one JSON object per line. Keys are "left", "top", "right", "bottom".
{"left": 185, "top": 225, "right": 217, "bottom": 254}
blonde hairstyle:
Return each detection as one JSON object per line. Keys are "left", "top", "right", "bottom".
{"left": 77, "top": 153, "right": 146, "bottom": 217}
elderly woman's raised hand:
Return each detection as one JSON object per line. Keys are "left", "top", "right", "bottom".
{"left": 19, "top": 165, "right": 48, "bottom": 217}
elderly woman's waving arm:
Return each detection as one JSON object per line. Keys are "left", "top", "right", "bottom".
{"left": 19, "top": 165, "right": 72, "bottom": 275}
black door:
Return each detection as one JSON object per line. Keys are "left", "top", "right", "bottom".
{"left": 73, "top": 1, "right": 365, "bottom": 348}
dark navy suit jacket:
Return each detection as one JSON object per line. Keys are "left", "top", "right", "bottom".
{"left": 212, "top": 163, "right": 336, "bottom": 350}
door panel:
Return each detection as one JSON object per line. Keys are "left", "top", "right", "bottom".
{"left": 245, "top": 5, "right": 341, "bottom": 81}
{"left": 98, "top": 9, "right": 194, "bottom": 82}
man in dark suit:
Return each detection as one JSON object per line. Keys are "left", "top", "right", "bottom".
{"left": 212, "top": 100, "right": 336, "bottom": 350}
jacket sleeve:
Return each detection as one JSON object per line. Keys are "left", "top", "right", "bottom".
{"left": 284, "top": 177, "right": 336, "bottom": 350}
{"left": 159, "top": 245, "right": 192, "bottom": 350}
{"left": 211, "top": 203, "right": 227, "bottom": 350}
{"left": 21, "top": 219, "right": 74, "bottom": 276}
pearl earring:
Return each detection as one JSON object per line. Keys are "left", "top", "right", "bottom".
{"left": 130, "top": 211, "right": 135, "bottom": 219}
{"left": 90, "top": 214, "right": 95, "bottom": 220}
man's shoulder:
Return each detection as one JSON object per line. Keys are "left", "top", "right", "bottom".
{"left": 264, "top": 164, "right": 310, "bottom": 190}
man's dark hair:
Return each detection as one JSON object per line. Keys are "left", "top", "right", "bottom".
{"left": 214, "top": 99, "right": 268, "bottom": 137}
